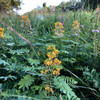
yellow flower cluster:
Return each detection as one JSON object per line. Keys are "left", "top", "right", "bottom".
{"left": 0, "top": 28, "right": 4, "bottom": 38}
{"left": 55, "top": 22, "right": 64, "bottom": 28}
{"left": 40, "top": 46, "right": 61, "bottom": 75}
{"left": 53, "top": 49, "right": 59, "bottom": 55}
{"left": 54, "top": 58, "right": 61, "bottom": 65}
{"left": 45, "top": 85, "right": 53, "bottom": 92}
{"left": 40, "top": 46, "right": 62, "bottom": 94}
{"left": 47, "top": 52, "right": 57, "bottom": 60}
{"left": 53, "top": 68, "right": 61, "bottom": 75}
{"left": 40, "top": 70, "right": 48, "bottom": 74}
{"left": 44, "top": 46, "right": 61, "bottom": 66}
{"left": 72, "top": 20, "right": 80, "bottom": 30}
{"left": 46, "top": 46, "right": 59, "bottom": 60}
{"left": 72, "top": 20, "right": 80, "bottom": 36}
{"left": 43, "top": 46, "right": 61, "bottom": 75}
{"left": 20, "top": 16, "right": 30, "bottom": 24}
{"left": 44, "top": 59, "right": 53, "bottom": 66}
{"left": 54, "top": 22, "right": 64, "bottom": 36}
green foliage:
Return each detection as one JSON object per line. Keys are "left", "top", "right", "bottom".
{"left": 53, "top": 77, "right": 80, "bottom": 100}
{"left": 0, "top": 74, "right": 16, "bottom": 81}
{"left": 62, "top": 76, "right": 78, "bottom": 87}
{"left": 0, "top": 59, "right": 9, "bottom": 65}
{"left": 81, "top": 0, "right": 100, "bottom": 10}
{"left": 9, "top": 49, "right": 29, "bottom": 55}
{"left": 83, "top": 67, "right": 100, "bottom": 91}
{"left": 0, "top": 0, "right": 22, "bottom": 12}
{"left": 28, "top": 58, "right": 40, "bottom": 66}
{"left": 18, "top": 75, "right": 34, "bottom": 90}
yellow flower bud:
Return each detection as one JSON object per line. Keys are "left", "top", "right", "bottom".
{"left": 40, "top": 71, "right": 44, "bottom": 74}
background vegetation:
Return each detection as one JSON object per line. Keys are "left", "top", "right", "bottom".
{"left": 0, "top": 0, "right": 100, "bottom": 100}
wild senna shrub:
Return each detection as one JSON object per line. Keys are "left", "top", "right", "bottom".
{"left": 40, "top": 45, "right": 62, "bottom": 94}
{"left": 72, "top": 20, "right": 80, "bottom": 36}
{"left": 54, "top": 22, "right": 64, "bottom": 37}
{"left": 20, "top": 15, "right": 31, "bottom": 32}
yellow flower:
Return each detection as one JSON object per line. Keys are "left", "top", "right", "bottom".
{"left": 0, "top": 28, "right": 4, "bottom": 32}
{"left": 45, "top": 85, "right": 49, "bottom": 91}
{"left": 62, "top": 30, "right": 64, "bottom": 33}
{"left": 72, "top": 24, "right": 75, "bottom": 27}
{"left": 72, "top": 20, "right": 80, "bottom": 34}
{"left": 20, "top": 16, "right": 30, "bottom": 24}
{"left": 54, "top": 49, "right": 59, "bottom": 55}
{"left": 54, "top": 58, "right": 61, "bottom": 65}
{"left": 45, "top": 85, "right": 53, "bottom": 92}
{"left": 53, "top": 70, "right": 56, "bottom": 75}
{"left": 40, "top": 71, "right": 44, "bottom": 74}
{"left": 47, "top": 46, "right": 51, "bottom": 50}
{"left": 55, "top": 22, "right": 63, "bottom": 27}
{"left": 56, "top": 68, "right": 61, "bottom": 71}
{"left": 51, "top": 51, "right": 57, "bottom": 58}
{"left": 52, "top": 46, "right": 56, "bottom": 50}
{"left": 47, "top": 52, "right": 56, "bottom": 60}
{"left": 47, "top": 52, "right": 51, "bottom": 57}
{"left": 59, "top": 25, "right": 64, "bottom": 29}
{"left": 49, "top": 88, "right": 53, "bottom": 92}
{"left": 38, "top": 53, "right": 40, "bottom": 55}
{"left": 54, "top": 22, "right": 64, "bottom": 36}
{"left": 73, "top": 20, "right": 80, "bottom": 25}
{"left": 44, "top": 59, "right": 53, "bottom": 66}
{"left": 1, "top": 34, "right": 4, "bottom": 38}
{"left": 53, "top": 70, "right": 60, "bottom": 75}
{"left": 56, "top": 71, "right": 60, "bottom": 75}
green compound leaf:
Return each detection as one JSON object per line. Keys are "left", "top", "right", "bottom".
{"left": 28, "top": 58, "right": 40, "bottom": 66}
{"left": 0, "top": 59, "right": 9, "bottom": 65}
{"left": 9, "top": 49, "right": 29, "bottom": 55}
{"left": 18, "top": 75, "right": 34, "bottom": 90}
{"left": 53, "top": 77, "right": 80, "bottom": 100}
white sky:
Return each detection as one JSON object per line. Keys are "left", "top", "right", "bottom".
{"left": 17, "top": 0, "right": 69, "bottom": 15}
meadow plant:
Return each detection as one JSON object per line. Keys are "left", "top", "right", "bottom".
{"left": 40, "top": 45, "right": 61, "bottom": 95}
{"left": 72, "top": 20, "right": 81, "bottom": 58}
{"left": 72, "top": 20, "right": 80, "bottom": 36}
{"left": 20, "top": 15, "right": 31, "bottom": 33}
{"left": 20, "top": 16, "right": 30, "bottom": 25}
{"left": 54, "top": 22, "right": 64, "bottom": 37}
